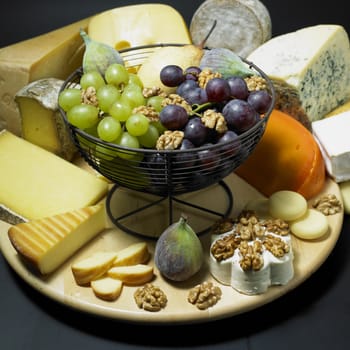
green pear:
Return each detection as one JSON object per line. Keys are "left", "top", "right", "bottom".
{"left": 137, "top": 44, "right": 204, "bottom": 94}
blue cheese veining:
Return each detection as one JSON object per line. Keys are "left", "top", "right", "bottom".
{"left": 247, "top": 25, "right": 350, "bottom": 129}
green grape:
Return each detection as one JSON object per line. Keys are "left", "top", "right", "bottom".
{"left": 96, "top": 84, "right": 120, "bottom": 112}
{"left": 121, "top": 86, "right": 146, "bottom": 109}
{"left": 67, "top": 103, "right": 99, "bottom": 129}
{"left": 152, "top": 120, "right": 168, "bottom": 134}
{"left": 95, "top": 143, "right": 117, "bottom": 161}
{"left": 97, "top": 116, "right": 122, "bottom": 142}
{"left": 58, "top": 88, "right": 82, "bottom": 112}
{"left": 105, "top": 63, "right": 129, "bottom": 87}
{"left": 128, "top": 73, "right": 143, "bottom": 88}
{"left": 115, "top": 131, "right": 140, "bottom": 159}
{"left": 109, "top": 99, "right": 132, "bottom": 122}
{"left": 125, "top": 113, "right": 149, "bottom": 136}
{"left": 146, "top": 95, "right": 164, "bottom": 112}
{"left": 138, "top": 123, "right": 159, "bottom": 148}
{"left": 80, "top": 71, "right": 105, "bottom": 90}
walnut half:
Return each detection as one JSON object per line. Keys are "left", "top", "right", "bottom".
{"left": 187, "top": 281, "right": 222, "bottom": 310}
{"left": 134, "top": 283, "right": 167, "bottom": 312}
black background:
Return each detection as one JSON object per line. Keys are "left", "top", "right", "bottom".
{"left": 1, "top": 1, "right": 350, "bottom": 350}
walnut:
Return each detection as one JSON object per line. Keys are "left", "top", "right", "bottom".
{"left": 210, "top": 217, "right": 235, "bottom": 235}
{"left": 156, "top": 130, "right": 184, "bottom": 150}
{"left": 261, "top": 218, "right": 290, "bottom": 236}
{"left": 313, "top": 194, "right": 342, "bottom": 215}
{"left": 132, "top": 105, "right": 159, "bottom": 122}
{"left": 263, "top": 234, "right": 290, "bottom": 258}
{"left": 235, "top": 211, "right": 265, "bottom": 240}
{"left": 201, "top": 109, "right": 228, "bottom": 133}
{"left": 134, "top": 283, "right": 167, "bottom": 312}
{"left": 211, "top": 233, "right": 241, "bottom": 262}
{"left": 244, "top": 75, "right": 267, "bottom": 91}
{"left": 238, "top": 241, "right": 264, "bottom": 271}
{"left": 198, "top": 68, "right": 222, "bottom": 88}
{"left": 142, "top": 86, "right": 167, "bottom": 98}
{"left": 187, "top": 281, "right": 222, "bottom": 310}
{"left": 81, "top": 86, "right": 98, "bottom": 106}
{"left": 161, "top": 94, "right": 192, "bottom": 114}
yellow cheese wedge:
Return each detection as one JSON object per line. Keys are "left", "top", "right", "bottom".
{"left": 0, "top": 130, "right": 108, "bottom": 223}
{"left": 91, "top": 277, "right": 123, "bottom": 301}
{"left": 107, "top": 264, "right": 154, "bottom": 285}
{"left": 88, "top": 4, "right": 191, "bottom": 51}
{"left": 8, "top": 203, "right": 106, "bottom": 274}
{"left": 112, "top": 242, "right": 150, "bottom": 267}
{"left": 0, "top": 17, "right": 89, "bottom": 136}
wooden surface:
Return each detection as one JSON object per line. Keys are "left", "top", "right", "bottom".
{"left": 0, "top": 173, "right": 343, "bottom": 325}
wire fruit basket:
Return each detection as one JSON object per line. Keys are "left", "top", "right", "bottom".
{"left": 59, "top": 44, "right": 275, "bottom": 236}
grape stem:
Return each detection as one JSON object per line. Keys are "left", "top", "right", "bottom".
{"left": 191, "top": 102, "right": 215, "bottom": 116}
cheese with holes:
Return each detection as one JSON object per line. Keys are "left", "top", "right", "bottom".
{"left": 8, "top": 203, "right": 106, "bottom": 274}
{"left": 0, "top": 130, "right": 108, "bottom": 224}
{"left": 15, "top": 78, "right": 77, "bottom": 161}
{"left": 247, "top": 25, "right": 350, "bottom": 129}
{"left": 0, "top": 17, "right": 89, "bottom": 136}
{"left": 88, "top": 4, "right": 191, "bottom": 51}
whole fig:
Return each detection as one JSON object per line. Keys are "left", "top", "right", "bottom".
{"left": 80, "top": 29, "right": 124, "bottom": 75}
{"left": 154, "top": 215, "right": 203, "bottom": 281}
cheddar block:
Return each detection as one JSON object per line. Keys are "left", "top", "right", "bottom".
{"left": 15, "top": 78, "right": 77, "bottom": 161}
{"left": 91, "top": 277, "right": 123, "bottom": 301}
{"left": 0, "top": 130, "right": 108, "bottom": 224}
{"left": 71, "top": 251, "right": 118, "bottom": 285}
{"left": 88, "top": 4, "right": 191, "bottom": 51}
{"left": 0, "top": 17, "right": 89, "bottom": 136}
{"left": 112, "top": 242, "right": 150, "bottom": 267}
{"left": 107, "top": 264, "right": 154, "bottom": 285}
{"left": 247, "top": 25, "right": 350, "bottom": 129}
{"left": 8, "top": 204, "right": 106, "bottom": 274}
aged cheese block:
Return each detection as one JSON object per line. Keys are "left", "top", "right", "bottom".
{"left": 312, "top": 111, "right": 350, "bottom": 182}
{"left": 325, "top": 99, "right": 350, "bottom": 117}
{"left": 8, "top": 203, "right": 106, "bottom": 274}
{"left": 15, "top": 78, "right": 77, "bottom": 161}
{"left": 190, "top": 0, "right": 272, "bottom": 58}
{"left": 88, "top": 4, "right": 192, "bottom": 51}
{"left": 0, "top": 130, "right": 108, "bottom": 224}
{"left": 0, "top": 17, "right": 89, "bottom": 136}
{"left": 247, "top": 25, "right": 350, "bottom": 129}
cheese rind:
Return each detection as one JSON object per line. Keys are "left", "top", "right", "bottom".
{"left": 0, "top": 17, "right": 89, "bottom": 135}
{"left": 88, "top": 4, "right": 191, "bottom": 50}
{"left": 247, "top": 25, "right": 350, "bottom": 128}
{"left": 15, "top": 78, "right": 77, "bottom": 161}
{"left": 0, "top": 130, "right": 108, "bottom": 222}
{"left": 8, "top": 204, "right": 106, "bottom": 274}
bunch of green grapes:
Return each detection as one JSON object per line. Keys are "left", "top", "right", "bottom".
{"left": 58, "top": 63, "right": 165, "bottom": 158}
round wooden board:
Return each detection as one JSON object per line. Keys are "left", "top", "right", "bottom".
{"left": 0, "top": 174, "right": 344, "bottom": 325}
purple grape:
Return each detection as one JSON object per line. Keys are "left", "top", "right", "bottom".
{"left": 247, "top": 90, "right": 272, "bottom": 114}
{"left": 183, "top": 117, "right": 208, "bottom": 146}
{"left": 159, "top": 105, "right": 189, "bottom": 130}
{"left": 160, "top": 65, "right": 185, "bottom": 87}
{"left": 222, "top": 99, "right": 258, "bottom": 133}
{"left": 182, "top": 87, "right": 208, "bottom": 105}
{"left": 174, "top": 139, "right": 197, "bottom": 169}
{"left": 226, "top": 76, "right": 249, "bottom": 100}
{"left": 205, "top": 77, "right": 231, "bottom": 102}
{"left": 184, "top": 66, "right": 201, "bottom": 80}
{"left": 176, "top": 79, "right": 199, "bottom": 96}
{"left": 197, "top": 144, "right": 220, "bottom": 170}
{"left": 217, "top": 130, "right": 241, "bottom": 157}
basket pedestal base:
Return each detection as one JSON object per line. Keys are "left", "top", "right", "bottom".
{"left": 106, "top": 180, "right": 233, "bottom": 238}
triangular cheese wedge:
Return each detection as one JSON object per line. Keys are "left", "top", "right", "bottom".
{"left": 8, "top": 203, "right": 106, "bottom": 275}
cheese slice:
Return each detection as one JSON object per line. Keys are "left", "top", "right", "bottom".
{"left": 8, "top": 203, "right": 106, "bottom": 274}
{"left": 0, "top": 130, "right": 108, "bottom": 224}
{"left": 247, "top": 25, "right": 350, "bottom": 129}
{"left": 15, "top": 78, "right": 77, "bottom": 161}
{"left": 312, "top": 111, "right": 350, "bottom": 182}
{"left": 88, "top": 4, "right": 191, "bottom": 51}
{"left": 0, "top": 17, "right": 89, "bottom": 136}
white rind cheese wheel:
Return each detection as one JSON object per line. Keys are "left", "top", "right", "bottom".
{"left": 190, "top": 0, "right": 272, "bottom": 58}
{"left": 290, "top": 209, "right": 329, "bottom": 240}
{"left": 269, "top": 190, "right": 308, "bottom": 221}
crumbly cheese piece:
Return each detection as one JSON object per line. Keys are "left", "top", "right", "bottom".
{"left": 8, "top": 203, "right": 106, "bottom": 274}
{"left": 247, "top": 25, "right": 350, "bottom": 129}
{"left": 312, "top": 111, "right": 350, "bottom": 182}
{"left": 15, "top": 78, "right": 77, "bottom": 161}
{"left": 0, "top": 130, "right": 108, "bottom": 223}
{"left": 0, "top": 17, "right": 89, "bottom": 136}
{"left": 88, "top": 4, "right": 192, "bottom": 51}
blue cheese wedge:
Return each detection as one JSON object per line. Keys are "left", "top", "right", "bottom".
{"left": 312, "top": 111, "right": 350, "bottom": 182}
{"left": 247, "top": 25, "right": 350, "bottom": 129}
